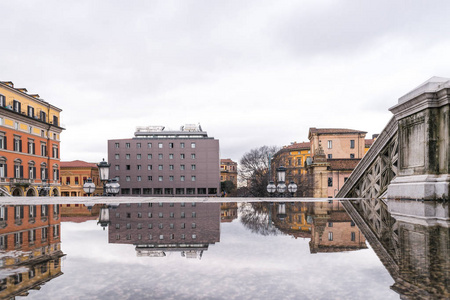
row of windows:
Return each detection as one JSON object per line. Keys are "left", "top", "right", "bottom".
{"left": 121, "top": 187, "right": 217, "bottom": 195}
{"left": 0, "top": 135, "right": 58, "bottom": 157}
{"left": 120, "top": 202, "right": 196, "bottom": 208}
{"left": 115, "top": 221, "right": 197, "bottom": 229}
{"left": 115, "top": 142, "right": 196, "bottom": 149}
{"left": 123, "top": 175, "right": 197, "bottom": 182}
{"left": 115, "top": 211, "right": 197, "bottom": 219}
{"left": 326, "top": 154, "right": 355, "bottom": 159}
{"left": 0, "top": 95, "right": 60, "bottom": 126}
{"left": 0, "top": 205, "right": 59, "bottom": 221}
{"left": 114, "top": 153, "right": 196, "bottom": 160}
{"left": 327, "top": 231, "right": 357, "bottom": 241}
{"left": 116, "top": 164, "right": 196, "bottom": 171}
{"left": 327, "top": 140, "right": 356, "bottom": 149}
{"left": 0, "top": 225, "right": 59, "bottom": 249}
{"left": 0, "top": 163, "right": 58, "bottom": 180}
{"left": 116, "top": 233, "right": 198, "bottom": 240}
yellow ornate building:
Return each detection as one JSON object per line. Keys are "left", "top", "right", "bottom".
{"left": 0, "top": 81, "right": 63, "bottom": 196}
{"left": 60, "top": 160, "right": 103, "bottom": 196}
{"left": 220, "top": 158, "right": 238, "bottom": 187}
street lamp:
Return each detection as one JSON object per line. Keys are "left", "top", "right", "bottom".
{"left": 97, "top": 159, "right": 111, "bottom": 195}
{"left": 82, "top": 178, "right": 96, "bottom": 196}
{"left": 266, "top": 165, "right": 298, "bottom": 197}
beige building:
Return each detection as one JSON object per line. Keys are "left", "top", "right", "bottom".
{"left": 220, "top": 158, "right": 238, "bottom": 187}
{"left": 60, "top": 160, "right": 103, "bottom": 196}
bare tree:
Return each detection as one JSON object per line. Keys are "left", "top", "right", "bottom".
{"left": 239, "top": 145, "right": 279, "bottom": 197}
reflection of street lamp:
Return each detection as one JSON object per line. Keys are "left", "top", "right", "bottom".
{"left": 267, "top": 166, "right": 298, "bottom": 197}
{"left": 277, "top": 202, "right": 287, "bottom": 220}
{"left": 82, "top": 178, "right": 96, "bottom": 196}
{"left": 97, "top": 205, "right": 110, "bottom": 230}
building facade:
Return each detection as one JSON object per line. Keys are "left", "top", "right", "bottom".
{"left": 108, "top": 125, "right": 220, "bottom": 197}
{"left": 0, "top": 81, "right": 63, "bottom": 196}
{"left": 220, "top": 159, "right": 237, "bottom": 186}
{"left": 60, "top": 160, "right": 103, "bottom": 197}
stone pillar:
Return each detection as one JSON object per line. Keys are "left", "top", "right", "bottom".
{"left": 388, "top": 77, "right": 450, "bottom": 200}
{"left": 309, "top": 144, "right": 330, "bottom": 198}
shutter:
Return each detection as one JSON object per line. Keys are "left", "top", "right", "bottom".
{"left": 4, "top": 164, "right": 7, "bottom": 179}
{"left": 20, "top": 166, "right": 23, "bottom": 178}
{"left": 33, "top": 167, "right": 36, "bottom": 179}
{"left": 45, "top": 168, "right": 48, "bottom": 179}
{"left": 57, "top": 148, "right": 59, "bottom": 158}
{"left": 39, "top": 167, "right": 42, "bottom": 179}
{"left": 18, "top": 102, "right": 21, "bottom": 113}
{"left": 19, "top": 140, "right": 22, "bottom": 152}
{"left": 4, "top": 208, "right": 7, "bottom": 221}
{"left": 3, "top": 136, "right": 6, "bottom": 150}
{"left": 32, "top": 143, "right": 35, "bottom": 155}
{"left": 20, "top": 206, "right": 24, "bottom": 218}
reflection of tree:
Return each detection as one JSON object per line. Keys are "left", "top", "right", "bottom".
{"left": 239, "top": 203, "right": 280, "bottom": 236}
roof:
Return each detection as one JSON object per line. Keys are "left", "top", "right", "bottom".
{"left": 220, "top": 158, "right": 237, "bottom": 164}
{"left": 328, "top": 159, "right": 360, "bottom": 171}
{"left": 309, "top": 128, "right": 367, "bottom": 135}
{"left": 61, "top": 160, "right": 97, "bottom": 168}
{"left": 284, "top": 142, "right": 310, "bottom": 150}
{"left": 365, "top": 139, "right": 375, "bottom": 147}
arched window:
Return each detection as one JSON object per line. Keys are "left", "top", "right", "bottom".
{"left": 0, "top": 156, "right": 7, "bottom": 178}
{"left": 52, "top": 164, "right": 59, "bottom": 181}
{"left": 28, "top": 160, "right": 36, "bottom": 180}
{"left": 14, "top": 159, "right": 23, "bottom": 179}
{"left": 40, "top": 162, "right": 47, "bottom": 180}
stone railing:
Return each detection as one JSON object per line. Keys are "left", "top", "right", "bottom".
{"left": 336, "top": 117, "right": 398, "bottom": 199}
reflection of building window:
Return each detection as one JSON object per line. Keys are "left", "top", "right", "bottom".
{"left": 328, "top": 222, "right": 333, "bottom": 227}
{"left": 328, "top": 178, "right": 333, "bottom": 187}
{"left": 351, "top": 232, "right": 356, "bottom": 241}
{"left": 327, "top": 140, "right": 332, "bottom": 149}
{"left": 350, "top": 140, "right": 355, "bottom": 149}
{"left": 350, "top": 154, "right": 355, "bottom": 158}
{"left": 328, "top": 232, "right": 333, "bottom": 241}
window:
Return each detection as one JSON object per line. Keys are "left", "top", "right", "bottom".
{"left": 328, "top": 177, "right": 333, "bottom": 187}
{"left": 137, "top": 176, "right": 142, "bottom": 181}
{"left": 297, "top": 158, "right": 302, "bottom": 166}
{"left": 147, "top": 165, "right": 152, "bottom": 170}
{"left": 126, "top": 143, "right": 130, "bottom": 148}
{"left": 169, "top": 176, "right": 174, "bottom": 181}
{"left": 14, "top": 138, "right": 22, "bottom": 152}
{"left": 169, "top": 165, "right": 174, "bottom": 170}
{"left": 126, "top": 165, "right": 131, "bottom": 170}
{"left": 158, "top": 143, "right": 163, "bottom": 148}
{"left": 28, "top": 140, "right": 35, "bottom": 154}
{"left": 180, "top": 176, "right": 185, "bottom": 182}
{"left": 169, "top": 143, "right": 174, "bottom": 148}
{"left": 137, "top": 143, "right": 141, "bottom": 148}
{"left": 137, "top": 165, "right": 142, "bottom": 170}
{"left": 126, "top": 154, "right": 130, "bottom": 159}
{"left": 115, "top": 143, "right": 120, "bottom": 148}
{"left": 126, "top": 176, "right": 131, "bottom": 182}
{"left": 350, "top": 154, "right": 355, "bottom": 158}
{"left": 350, "top": 140, "right": 355, "bottom": 149}
{"left": 191, "top": 223, "right": 196, "bottom": 228}
{"left": 328, "top": 222, "right": 333, "bottom": 227}
{"left": 327, "top": 154, "right": 332, "bottom": 159}
{"left": 191, "top": 164, "right": 196, "bottom": 170}
{"left": 191, "top": 176, "right": 196, "bottom": 181}
{"left": 147, "top": 143, "right": 152, "bottom": 148}
{"left": 115, "top": 154, "right": 119, "bottom": 159}
{"left": 169, "top": 154, "right": 174, "bottom": 159}
{"left": 148, "top": 176, "right": 153, "bottom": 181}
{"left": 158, "top": 154, "right": 163, "bottom": 159}
{"left": 191, "top": 153, "right": 196, "bottom": 159}
{"left": 158, "top": 176, "right": 163, "bottom": 181}
{"left": 0, "top": 94, "right": 5, "bottom": 107}
{"left": 288, "top": 159, "right": 291, "bottom": 166}
{"left": 180, "top": 142, "right": 185, "bottom": 148}
{"left": 351, "top": 232, "right": 356, "bottom": 241}
{"left": 180, "top": 154, "right": 185, "bottom": 159}
{"left": 328, "top": 232, "right": 333, "bottom": 241}
{"left": 181, "top": 212, "right": 185, "bottom": 218}
{"left": 158, "top": 165, "right": 163, "bottom": 170}
{"left": 192, "top": 212, "right": 196, "bottom": 218}
{"left": 52, "top": 145, "right": 58, "bottom": 158}
{"left": 137, "top": 154, "right": 141, "bottom": 159}
{"left": 148, "top": 154, "right": 152, "bottom": 159}
{"left": 327, "top": 140, "right": 332, "bottom": 149}
{"left": 27, "top": 106, "right": 34, "bottom": 117}
{"left": 14, "top": 122, "right": 18, "bottom": 130}
{"left": 180, "top": 165, "right": 185, "bottom": 170}
{"left": 191, "top": 142, "right": 196, "bottom": 148}
{"left": 13, "top": 100, "right": 21, "bottom": 113}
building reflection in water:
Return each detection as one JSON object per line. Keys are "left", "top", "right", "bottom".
{"left": 221, "top": 202, "right": 238, "bottom": 223}
{"left": 343, "top": 198, "right": 449, "bottom": 300}
{"left": 100, "top": 202, "right": 221, "bottom": 259}
{"left": 0, "top": 204, "right": 64, "bottom": 298}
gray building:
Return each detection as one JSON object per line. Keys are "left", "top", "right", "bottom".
{"left": 108, "top": 124, "right": 220, "bottom": 196}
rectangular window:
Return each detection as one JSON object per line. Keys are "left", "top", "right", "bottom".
{"left": 158, "top": 165, "right": 163, "bottom": 170}
{"left": 137, "top": 143, "right": 141, "bottom": 148}
{"left": 169, "top": 154, "right": 174, "bottom": 159}
{"left": 169, "top": 165, "right": 174, "bottom": 170}
{"left": 147, "top": 165, "right": 152, "bottom": 170}
{"left": 180, "top": 176, "right": 185, "bottom": 182}
{"left": 137, "top": 154, "right": 141, "bottom": 159}
{"left": 115, "top": 154, "right": 119, "bottom": 159}
{"left": 115, "top": 143, "right": 119, "bottom": 148}
{"left": 350, "top": 154, "right": 355, "bottom": 158}
{"left": 126, "top": 176, "right": 131, "bottom": 181}
{"left": 351, "top": 232, "right": 356, "bottom": 241}
{"left": 137, "top": 176, "right": 142, "bottom": 181}
{"left": 158, "top": 143, "right": 163, "bottom": 148}
{"left": 148, "top": 176, "right": 153, "bottom": 181}
{"left": 169, "top": 143, "right": 174, "bottom": 148}
{"left": 191, "top": 164, "right": 196, "bottom": 170}
{"left": 158, "top": 154, "right": 163, "bottom": 159}
{"left": 148, "top": 154, "right": 152, "bottom": 159}
{"left": 327, "top": 154, "right": 332, "bottom": 159}
{"left": 126, "top": 154, "right": 130, "bottom": 159}
{"left": 169, "top": 176, "right": 174, "bottom": 181}
{"left": 328, "top": 140, "right": 332, "bottom": 149}
{"left": 0, "top": 94, "right": 5, "bottom": 107}
{"left": 191, "top": 176, "right": 196, "bottom": 181}
{"left": 180, "top": 154, "right": 185, "bottom": 159}
{"left": 115, "top": 165, "right": 120, "bottom": 170}
{"left": 180, "top": 164, "right": 185, "bottom": 170}
{"left": 328, "top": 232, "right": 333, "bottom": 241}
{"left": 328, "top": 177, "right": 333, "bottom": 187}
{"left": 191, "top": 153, "right": 196, "bottom": 159}
{"left": 126, "top": 143, "right": 130, "bottom": 148}
{"left": 158, "top": 176, "right": 163, "bottom": 181}
{"left": 350, "top": 140, "right": 355, "bottom": 149}
{"left": 27, "top": 106, "right": 34, "bottom": 117}
{"left": 191, "top": 142, "right": 196, "bottom": 148}
{"left": 148, "top": 143, "right": 152, "bottom": 148}
{"left": 180, "top": 142, "right": 185, "bottom": 148}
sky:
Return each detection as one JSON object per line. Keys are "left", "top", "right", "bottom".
{"left": 1, "top": 0, "right": 450, "bottom": 164}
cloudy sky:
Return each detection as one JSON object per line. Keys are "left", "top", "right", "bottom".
{"left": 1, "top": 0, "right": 450, "bottom": 163}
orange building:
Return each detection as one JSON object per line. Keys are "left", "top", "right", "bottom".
{"left": 0, "top": 81, "right": 63, "bottom": 196}
{"left": 271, "top": 142, "right": 310, "bottom": 182}
{"left": 0, "top": 204, "right": 64, "bottom": 298}
{"left": 60, "top": 160, "right": 103, "bottom": 196}
{"left": 220, "top": 159, "right": 238, "bottom": 187}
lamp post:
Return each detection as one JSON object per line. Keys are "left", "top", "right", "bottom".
{"left": 267, "top": 166, "right": 298, "bottom": 197}
{"left": 82, "top": 159, "right": 120, "bottom": 196}
{"left": 38, "top": 179, "right": 51, "bottom": 197}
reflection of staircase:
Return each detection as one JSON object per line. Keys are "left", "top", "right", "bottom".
{"left": 0, "top": 186, "right": 11, "bottom": 197}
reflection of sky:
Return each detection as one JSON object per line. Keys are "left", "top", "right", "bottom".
{"left": 24, "top": 219, "right": 396, "bottom": 300}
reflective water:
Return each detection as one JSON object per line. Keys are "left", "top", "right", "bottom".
{"left": 0, "top": 199, "right": 448, "bottom": 300}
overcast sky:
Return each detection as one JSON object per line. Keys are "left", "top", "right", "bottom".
{"left": 1, "top": 0, "right": 450, "bottom": 163}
